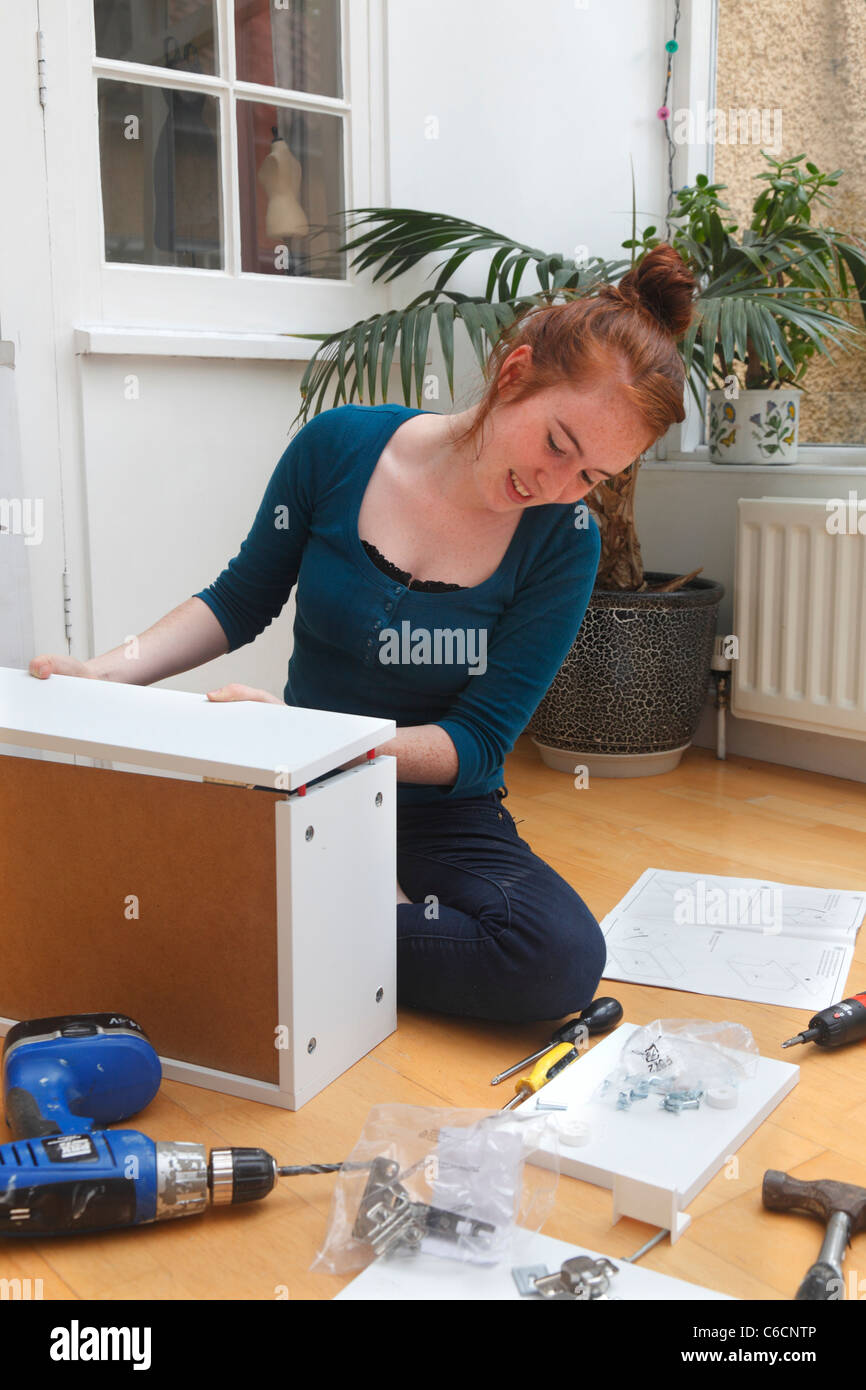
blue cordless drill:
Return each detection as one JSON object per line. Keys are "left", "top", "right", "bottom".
{"left": 1, "top": 1013, "right": 288, "bottom": 1236}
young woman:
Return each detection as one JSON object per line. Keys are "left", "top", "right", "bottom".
{"left": 30, "top": 243, "right": 696, "bottom": 1024}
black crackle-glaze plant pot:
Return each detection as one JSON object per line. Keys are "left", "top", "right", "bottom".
{"left": 527, "top": 573, "right": 725, "bottom": 778}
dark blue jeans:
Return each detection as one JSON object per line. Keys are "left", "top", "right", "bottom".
{"left": 396, "top": 787, "right": 606, "bottom": 1022}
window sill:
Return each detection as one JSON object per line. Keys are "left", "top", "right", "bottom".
{"left": 73, "top": 325, "right": 321, "bottom": 362}
{"left": 648, "top": 448, "right": 866, "bottom": 476}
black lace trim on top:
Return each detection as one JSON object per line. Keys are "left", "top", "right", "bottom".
{"left": 361, "top": 538, "right": 466, "bottom": 592}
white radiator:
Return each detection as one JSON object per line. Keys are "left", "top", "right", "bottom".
{"left": 733, "top": 496, "right": 866, "bottom": 740}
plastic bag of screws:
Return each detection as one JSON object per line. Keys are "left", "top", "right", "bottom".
{"left": 310, "top": 1103, "right": 560, "bottom": 1274}
{"left": 595, "top": 1019, "right": 759, "bottom": 1113}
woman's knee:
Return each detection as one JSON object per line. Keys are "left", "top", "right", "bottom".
{"left": 513, "top": 895, "right": 607, "bottom": 1021}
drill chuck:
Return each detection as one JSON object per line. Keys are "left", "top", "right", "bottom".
{"left": 207, "top": 1149, "right": 278, "bottom": 1206}
{"left": 157, "top": 1145, "right": 279, "bottom": 1215}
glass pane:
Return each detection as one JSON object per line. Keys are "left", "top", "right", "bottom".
{"left": 713, "top": 0, "right": 866, "bottom": 445}
{"left": 98, "top": 79, "right": 223, "bottom": 268}
{"left": 237, "top": 101, "right": 345, "bottom": 279}
{"left": 234, "top": 0, "right": 342, "bottom": 98}
{"left": 94, "top": 0, "right": 218, "bottom": 76}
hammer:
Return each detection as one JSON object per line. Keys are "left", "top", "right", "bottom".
{"left": 763, "top": 1169, "right": 866, "bottom": 1300}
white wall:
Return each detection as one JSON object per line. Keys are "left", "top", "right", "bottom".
{"left": 383, "top": 0, "right": 674, "bottom": 424}
{"left": 386, "top": 0, "right": 667, "bottom": 285}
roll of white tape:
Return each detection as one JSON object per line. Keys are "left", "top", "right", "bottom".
{"left": 706, "top": 1085, "right": 738, "bottom": 1109}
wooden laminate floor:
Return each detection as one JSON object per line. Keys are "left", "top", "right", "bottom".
{"left": 4, "top": 738, "right": 865, "bottom": 1301}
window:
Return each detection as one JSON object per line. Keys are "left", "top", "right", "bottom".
{"left": 68, "top": 0, "right": 382, "bottom": 333}
{"left": 712, "top": 0, "right": 866, "bottom": 448}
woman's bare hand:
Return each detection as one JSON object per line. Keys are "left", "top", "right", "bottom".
{"left": 29, "top": 655, "right": 95, "bottom": 680}
{"left": 206, "top": 683, "right": 283, "bottom": 705}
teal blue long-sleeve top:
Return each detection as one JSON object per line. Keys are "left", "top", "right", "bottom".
{"left": 193, "top": 402, "right": 601, "bottom": 805}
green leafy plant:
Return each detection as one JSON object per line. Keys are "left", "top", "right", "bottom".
{"left": 639, "top": 153, "right": 866, "bottom": 393}
{"left": 291, "top": 154, "right": 866, "bottom": 590}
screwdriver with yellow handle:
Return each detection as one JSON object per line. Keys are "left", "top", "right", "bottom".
{"left": 500, "top": 1042, "right": 580, "bottom": 1111}
{"left": 491, "top": 997, "right": 623, "bottom": 1086}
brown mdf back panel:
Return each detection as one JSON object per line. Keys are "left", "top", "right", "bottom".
{"left": 0, "top": 756, "right": 280, "bottom": 1084}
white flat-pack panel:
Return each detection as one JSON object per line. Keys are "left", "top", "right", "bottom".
{"left": 0, "top": 667, "right": 395, "bottom": 788}
{"left": 522, "top": 1022, "right": 798, "bottom": 1242}
{"left": 275, "top": 757, "right": 397, "bottom": 1107}
{"left": 336, "top": 1227, "right": 732, "bottom": 1300}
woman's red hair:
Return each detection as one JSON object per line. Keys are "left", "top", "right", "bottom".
{"left": 452, "top": 243, "right": 697, "bottom": 452}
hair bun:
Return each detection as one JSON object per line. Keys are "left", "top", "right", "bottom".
{"left": 617, "top": 243, "right": 696, "bottom": 338}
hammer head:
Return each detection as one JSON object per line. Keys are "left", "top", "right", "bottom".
{"left": 763, "top": 1169, "right": 866, "bottom": 1235}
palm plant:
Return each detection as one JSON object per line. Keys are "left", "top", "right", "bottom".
{"left": 629, "top": 153, "right": 866, "bottom": 394}
{"left": 292, "top": 155, "right": 866, "bottom": 591}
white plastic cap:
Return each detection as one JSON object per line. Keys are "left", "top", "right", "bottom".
{"left": 552, "top": 1115, "right": 591, "bottom": 1147}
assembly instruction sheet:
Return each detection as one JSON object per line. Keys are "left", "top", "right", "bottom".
{"left": 600, "top": 868, "right": 866, "bottom": 1008}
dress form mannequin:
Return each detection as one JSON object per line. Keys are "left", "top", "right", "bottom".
{"left": 257, "top": 127, "right": 309, "bottom": 239}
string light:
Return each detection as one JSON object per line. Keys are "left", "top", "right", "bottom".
{"left": 659, "top": 0, "right": 682, "bottom": 238}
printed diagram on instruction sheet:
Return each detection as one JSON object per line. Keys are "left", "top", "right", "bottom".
{"left": 600, "top": 868, "right": 866, "bottom": 1009}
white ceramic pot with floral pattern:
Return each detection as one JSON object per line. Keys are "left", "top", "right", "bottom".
{"left": 708, "top": 388, "right": 800, "bottom": 464}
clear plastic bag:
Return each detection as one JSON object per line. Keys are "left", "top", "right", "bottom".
{"left": 596, "top": 1018, "right": 759, "bottom": 1107}
{"left": 311, "top": 1103, "right": 559, "bottom": 1275}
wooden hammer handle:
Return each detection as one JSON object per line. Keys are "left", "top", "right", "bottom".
{"left": 763, "top": 1169, "right": 866, "bottom": 1232}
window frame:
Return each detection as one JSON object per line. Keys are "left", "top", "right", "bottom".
{"left": 52, "top": 0, "right": 386, "bottom": 335}
{"left": 658, "top": 0, "right": 866, "bottom": 467}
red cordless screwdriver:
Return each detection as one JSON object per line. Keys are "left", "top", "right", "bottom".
{"left": 782, "top": 991, "right": 866, "bottom": 1050}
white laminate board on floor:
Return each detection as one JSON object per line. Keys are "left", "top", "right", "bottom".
{"left": 335, "top": 1227, "right": 733, "bottom": 1300}
{"left": 518, "top": 1022, "right": 799, "bottom": 1241}
{"left": 0, "top": 667, "right": 395, "bottom": 788}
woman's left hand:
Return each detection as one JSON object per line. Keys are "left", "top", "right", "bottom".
{"left": 206, "top": 683, "right": 283, "bottom": 705}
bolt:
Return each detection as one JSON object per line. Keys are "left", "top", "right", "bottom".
{"left": 307, "top": 1037, "right": 317, "bottom": 1054}
{"left": 305, "top": 825, "right": 314, "bottom": 841}
{"left": 661, "top": 1095, "right": 699, "bottom": 1112}
{"left": 375, "top": 792, "right": 383, "bottom": 807}
{"left": 668, "top": 1087, "right": 703, "bottom": 1103}
{"left": 376, "top": 987, "right": 384, "bottom": 1003}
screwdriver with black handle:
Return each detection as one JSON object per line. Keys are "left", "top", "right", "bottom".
{"left": 491, "top": 996, "right": 623, "bottom": 1086}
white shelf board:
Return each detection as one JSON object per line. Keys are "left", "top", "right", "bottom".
{"left": 0, "top": 667, "right": 394, "bottom": 789}
{"left": 521, "top": 1022, "right": 798, "bottom": 1242}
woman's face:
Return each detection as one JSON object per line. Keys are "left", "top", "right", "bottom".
{"left": 473, "top": 348, "right": 657, "bottom": 513}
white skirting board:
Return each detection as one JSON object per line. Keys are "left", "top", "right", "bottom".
{"left": 336, "top": 1227, "right": 733, "bottom": 1300}
{"left": 518, "top": 1022, "right": 799, "bottom": 1242}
